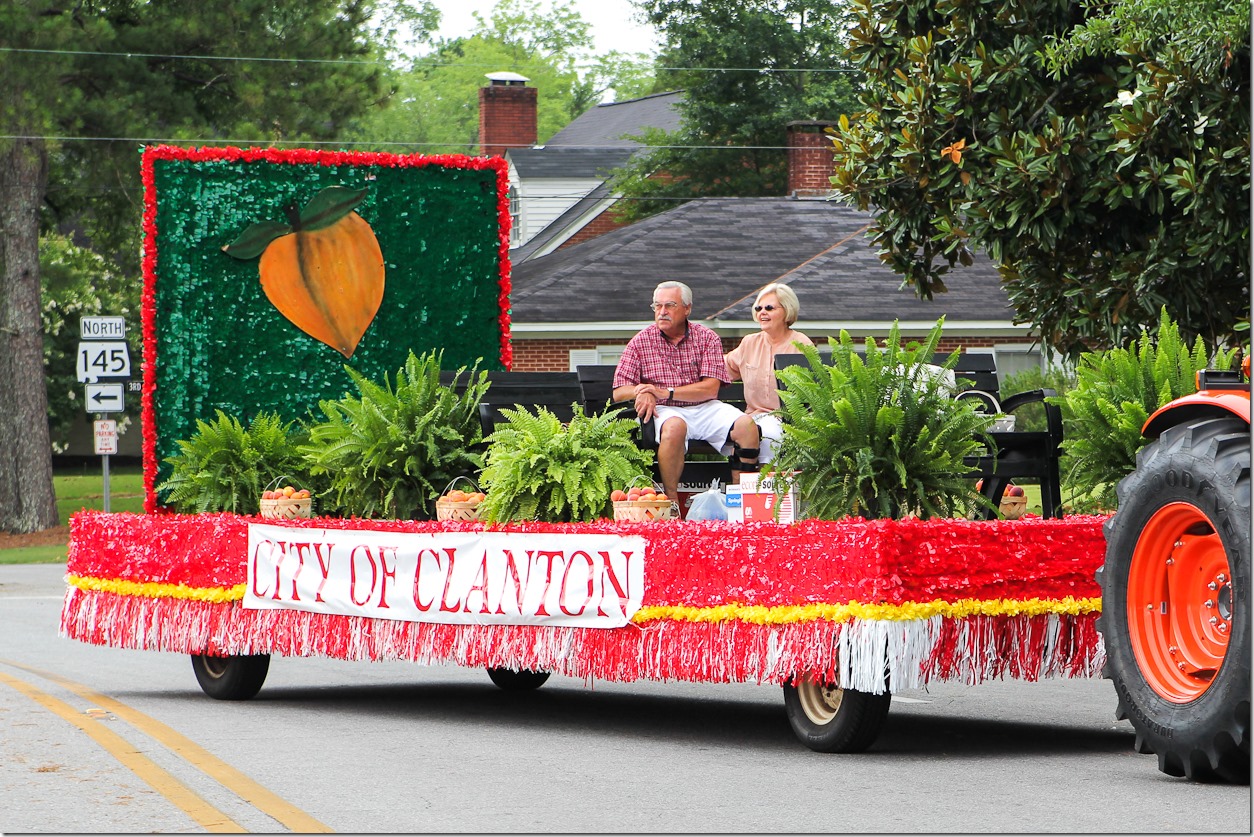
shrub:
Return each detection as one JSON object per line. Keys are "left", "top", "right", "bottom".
{"left": 773, "top": 319, "right": 993, "bottom": 520}
{"left": 156, "top": 410, "right": 306, "bottom": 514}
{"left": 1054, "top": 308, "right": 1237, "bottom": 511}
{"left": 477, "top": 405, "right": 654, "bottom": 523}
{"left": 301, "top": 350, "right": 489, "bottom": 520}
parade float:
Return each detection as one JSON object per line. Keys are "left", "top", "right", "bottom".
{"left": 61, "top": 145, "right": 1110, "bottom": 753}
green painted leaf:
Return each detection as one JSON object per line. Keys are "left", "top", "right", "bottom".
{"left": 298, "top": 186, "right": 369, "bottom": 232}
{"left": 221, "top": 221, "right": 293, "bottom": 260}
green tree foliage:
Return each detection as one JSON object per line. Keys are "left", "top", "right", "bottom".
{"left": 349, "top": 0, "right": 656, "bottom": 154}
{"left": 829, "top": 0, "right": 1250, "bottom": 358}
{"left": 1055, "top": 308, "right": 1237, "bottom": 511}
{"left": 611, "top": 0, "right": 861, "bottom": 220}
{"left": 0, "top": 0, "right": 397, "bottom": 532}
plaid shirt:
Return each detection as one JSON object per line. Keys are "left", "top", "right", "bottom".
{"left": 613, "top": 322, "right": 730, "bottom": 406}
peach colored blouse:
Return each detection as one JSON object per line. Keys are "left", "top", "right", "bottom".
{"left": 724, "top": 329, "right": 814, "bottom": 414}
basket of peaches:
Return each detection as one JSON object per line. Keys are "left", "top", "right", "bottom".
{"left": 259, "top": 481, "right": 313, "bottom": 519}
{"left": 611, "top": 479, "right": 676, "bottom": 523}
{"left": 436, "top": 477, "right": 487, "bottom": 522}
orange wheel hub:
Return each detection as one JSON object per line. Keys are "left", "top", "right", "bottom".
{"left": 1126, "top": 502, "right": 1232, "bottom": 703}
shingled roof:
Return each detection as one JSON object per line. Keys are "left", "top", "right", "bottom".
{"left": 509, "top": 197, "right": 1020, "bottom": 338}
{"left": 543, "top": 91, "right": 683, "bottom": 148}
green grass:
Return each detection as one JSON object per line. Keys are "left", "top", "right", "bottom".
{"left": 0, "top": 545, "right": 69, "bottom": 565}
{"left": 0, "top": 466, "right": 145, "bottom": 565}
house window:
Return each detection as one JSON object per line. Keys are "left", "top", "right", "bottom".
{"left": 508, "top": 185, "right": 520, "bottom": 245}
{"left": 567, "top": 346, "right": 626, "bottom": 371}
{"left": 993, "top": 344, "right": 1044, "bottom": 383}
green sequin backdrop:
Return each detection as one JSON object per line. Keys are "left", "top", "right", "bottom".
{"left": 148, "top": 154, "right": 506, "bottom": 495}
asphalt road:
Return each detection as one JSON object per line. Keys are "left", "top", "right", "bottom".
{"left": 2, "top": 563, "right": 1249, "bottom": 833}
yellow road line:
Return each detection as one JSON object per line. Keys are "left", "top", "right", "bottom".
{"left": 0, "top": 660, "right": 332, "bottom": 834}
{"left": 0, "top": 669, "right": 243, "bottom": 833}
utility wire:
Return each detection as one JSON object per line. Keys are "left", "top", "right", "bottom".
{"left": 0, "top": 46, "right": 857, "bottom": 74}
{"left": 1, "top": 135, "right": 836, "bottom": 151}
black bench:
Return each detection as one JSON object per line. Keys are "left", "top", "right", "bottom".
{"left": 576, "top": 364, "right": 746, "bottom": 489}
{"left": 439, "top": 370, "right": 584, "bottom": 437}
{"left": 774, "top": 352, "right": 1065, "bottom": 518}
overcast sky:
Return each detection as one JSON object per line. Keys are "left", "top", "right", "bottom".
{"left": 432, "top": 0, "right": 661, "bottom": 56}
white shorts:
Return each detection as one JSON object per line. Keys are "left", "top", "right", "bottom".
{"left": 750, "top": 412, "right": 783, "bottom": 463}
{"left": 653, "top": 400, "right": 747, "bottom": 454}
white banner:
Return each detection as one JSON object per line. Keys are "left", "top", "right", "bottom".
{"left": 245, "top": 525, "right": 646, "bottom": 628}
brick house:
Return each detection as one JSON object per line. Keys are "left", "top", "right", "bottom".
{"left": 478, "top": 72, "right": 683, "bottom": 257}
{"left": 497, "top": 115, "right": 1043, "bottom": 380}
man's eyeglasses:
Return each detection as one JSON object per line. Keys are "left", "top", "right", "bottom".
{"left": 753, "top": 304, "right": 778, "bottom": 313}
{"left": 651, "top": 301, "right": 683, "bottom": 312}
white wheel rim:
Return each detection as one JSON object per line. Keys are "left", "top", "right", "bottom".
{"left": 797, "top": 680, "right": 843, "bottom": 724}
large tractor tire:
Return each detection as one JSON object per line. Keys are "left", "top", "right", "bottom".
{"left": 1099, "top": 417, "right": 1250, "bottom": 782}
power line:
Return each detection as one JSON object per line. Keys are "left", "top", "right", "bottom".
{"left": 0, "top": 46, "right": 857, "bottom": 74}
{"left": 2, "top": 135, "right": 833, "bottom": 152}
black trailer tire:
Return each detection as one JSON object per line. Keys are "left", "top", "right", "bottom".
{"left": 487, "top": 667, "right": 550, "bottom": 690}
{"left": 1099, "top": 417, "right": 1250, "bottom": 782}
{"left": 191, "top": 653, "right": 271, "bottom": 701}
{"left": 783, "top": 677, "right": 891, "bottom": 753}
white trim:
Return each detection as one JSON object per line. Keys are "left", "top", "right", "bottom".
{"left": 526, "top": 194, "right": 623, "bottom": 258}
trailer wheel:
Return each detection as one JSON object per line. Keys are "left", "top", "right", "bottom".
{"left": 783, "top": 677, "right": 891, "bottom": 753}
{"left": 486, "top": 667, "right": 550, "bottom": 690}
{"left": 1099, "top": 417, "right": 1250, "bottom": 782}
{"left": 191, "top": 654, "right": 270, "bottom": 701}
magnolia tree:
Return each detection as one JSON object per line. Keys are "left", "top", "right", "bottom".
{"left": 828, "top": 0, "right": 1249, "bottom": 357}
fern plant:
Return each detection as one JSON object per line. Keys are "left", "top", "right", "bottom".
{"left": 477, "top": 405, "right": 654, "bottom": 523}
{"left": 300, "top": 350, "right": 489, "bottom": 520}
{"left": 772, "top": 319, "right": 993, "bottom": 520}
{"left": 156, "top": 410, "right": 306, "bottom": 514}
{"left": 1054, "top": 307, "right": 1236, "bottom": 511}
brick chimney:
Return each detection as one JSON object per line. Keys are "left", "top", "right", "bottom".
{"left": 479, "top": 72, "right": 537, "bottom": 157}
{"left": 786, "top": 121, "right": 838, "bottom": 198}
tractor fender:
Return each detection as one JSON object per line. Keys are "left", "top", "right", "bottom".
{"left": 1143, "top": 390, "right": 1251, "bottom": 439}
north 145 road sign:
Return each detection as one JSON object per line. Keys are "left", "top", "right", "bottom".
{"left": 76, "top": 341, "right": 131, "bottom": 383}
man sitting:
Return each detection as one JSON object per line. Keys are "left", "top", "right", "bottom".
{"left": 612, "top": 281, "right": 760, "bottom": 513}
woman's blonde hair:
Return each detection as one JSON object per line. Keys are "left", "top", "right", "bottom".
{"left": 755, "top": 283, "right": 800, "bottom": 325}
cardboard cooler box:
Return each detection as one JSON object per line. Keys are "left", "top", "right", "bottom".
{"left": 726, "top": 472, "right": 798, "bottom": 523}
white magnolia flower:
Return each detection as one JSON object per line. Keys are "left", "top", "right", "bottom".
{"left": 1117, "top": 88, "right": 1142, "bottom": 106}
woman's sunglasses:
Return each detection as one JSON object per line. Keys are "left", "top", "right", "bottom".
{"left": 753, "top": 305, "right": 777, "bottom": 312}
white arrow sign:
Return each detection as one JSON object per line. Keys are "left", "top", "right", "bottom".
{"left": 85, "top": 383, "right": 125, "bottom": 413}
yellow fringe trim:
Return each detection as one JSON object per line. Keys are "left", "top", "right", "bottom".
{"left": 631, "top": 597, "right": 1101, "bottom": 625}
{"left": 66, "top": 574, "right": 246, "bottom": 604}
{"left": 66, "top": 575, "right": 1099, "bottom": 623}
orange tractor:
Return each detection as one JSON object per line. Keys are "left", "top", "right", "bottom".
{"left": 1098, "top": 357, "right": 1250, "bottom": 781}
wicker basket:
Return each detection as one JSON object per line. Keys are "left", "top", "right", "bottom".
{"left": 259, "top": 497, "right": 312, "bottom": 519}
{"left": 436, "top": 476, "right": 483, "bottom": 522}
{"left": 436, "top": 497, "right": 482, "bottom": 522}
{"left": 613, "top": 498, "right": 676, "bottom": 523}
{"left": 999, "top": 496, "right": 1028, "bottom": 520}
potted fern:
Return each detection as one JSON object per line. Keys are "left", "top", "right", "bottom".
{"left": 156, "top": 409, "right": 308, "bottom": 515}
{"left": 772, "top": 319, "right": 993, "bottom": 520}
{"left": 1055, "top": 307, "right": 1237, "bottom": 512}
{"left": 300, "top": 349, "right": 490, "bottom": 520}
{"left": 476, "top": 405, "right": 654, "bottom": 523}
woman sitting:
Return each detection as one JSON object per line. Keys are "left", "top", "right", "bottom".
{"left": 724, "top": 283, "right": 814, "bottom": 471}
